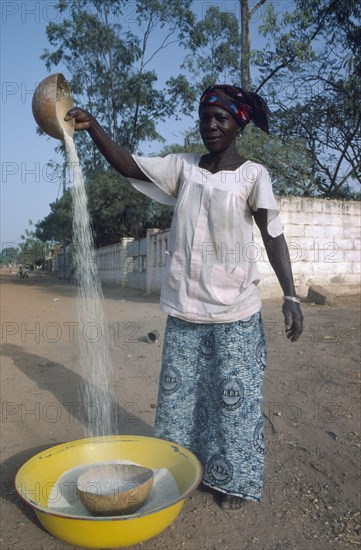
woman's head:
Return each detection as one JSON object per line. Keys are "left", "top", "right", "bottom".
{"left": 198, "top": 105, "right": 241, "bottom": 154}
{"left": 199, "top": 85, "right": 271, "bottom": 134}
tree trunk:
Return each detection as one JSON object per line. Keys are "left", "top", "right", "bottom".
{"left": 240, "top": 0, "right": 251, "bottom": 90}
{"left": 103, "top": 0, "right": 117, "bottom": 141}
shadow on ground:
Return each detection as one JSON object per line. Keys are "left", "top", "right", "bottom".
{"left": 1, "top": 272, "right": 160, "bottom": 304}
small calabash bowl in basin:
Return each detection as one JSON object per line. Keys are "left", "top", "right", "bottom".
{"left": 76, "top": 463, "right": 154, "bottom": 516}
{"left": 15, "top": 435, "right": 203, "bottom": 549}
{"left": 32, "top": 72, "right": 75, "bottom": 140}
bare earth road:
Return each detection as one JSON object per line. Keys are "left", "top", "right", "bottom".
{"left": 0, "top": 271, "right": 360, "bottom": 550}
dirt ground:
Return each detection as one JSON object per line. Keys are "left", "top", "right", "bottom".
{"left": 0, "top": 270, "right": 360, "bottom": 550}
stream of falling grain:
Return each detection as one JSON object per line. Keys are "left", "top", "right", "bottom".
{"left": 64, "top": 131, "right": 114, "bottom": 437}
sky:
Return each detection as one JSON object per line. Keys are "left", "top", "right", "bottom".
{"left": 0, "top": 1, "right": 272, "bottom": 249}
{"left": 1, "top": 3, "right": 66, "bottom": 249}
{"left": 0, "top": 1, "right": 192, "bottom": 248}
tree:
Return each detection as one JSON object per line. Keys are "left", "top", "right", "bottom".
{"left": 0, "top": 247, "right": 19, "bottom": 266}
{"left": 144, "top": 202, "right": 174, "bottom": 233}
{"left": 175, "top": 4, "right": 318, "bottom": 194}
{"left": 86, "top": 169, "right": 150, "bottom": 245}
{"left": 240, "top": 0, "right": 268, "bottom": 90}
{"left": 41, "top": 0, "right": 194, "bottom": 165}
{"left": 254, "top": 0, "right": 361, "bottom": 196}
{"left": 35, "top": 167, "right": 172, "bottom": 246}
{"left": 35, "top": 191, "right": 73, "bottom": 243}
{"left": 181, "top": 2, "right": 269, "bottom": 92}
{"left": 181, "top": 5, "right": 240, "bottom": 93}
{"left": 271, "top": 83, "right": 360, "bottom": 197}
{"left": 36, "top": 0, "right": 196, "bottom": 245}
{"left": 182, "top": 1, "right": 360, "bottom": 197}
{"left": 19, "top": 221, "right": 50, "bottom": 267}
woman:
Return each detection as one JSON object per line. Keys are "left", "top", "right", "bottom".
{"left": 65, "top": 84, "right": 303, "bottom": 510}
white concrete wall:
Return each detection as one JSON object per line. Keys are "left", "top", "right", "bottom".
{"left": 95, "top": 239, "right": 133, "bottom": 285}
{"left": 127, "top": 238, "right": 147, "bottom": 290}
{"left": 145, "top": 228, "right": 169, "bottom": 294}
{"left": 255, "top": 197, "right": 360, "bottom": 298}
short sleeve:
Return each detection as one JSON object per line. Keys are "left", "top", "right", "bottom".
{"left": 246, "top": 162, "right": 283, "bottom": 237}
{"left": 128, "top": 154, "right": 186, "bottom": 206}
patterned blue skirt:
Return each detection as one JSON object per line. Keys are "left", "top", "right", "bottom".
{"left": 154, "top": 312, "right": 267, "bottom": 502}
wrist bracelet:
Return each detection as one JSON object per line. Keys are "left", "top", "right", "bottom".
{"left": 283, "top": 295, "right": 301, "bottom": 303}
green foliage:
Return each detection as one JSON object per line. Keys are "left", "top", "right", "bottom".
{"left": 181, "top": 5, "right": 240, "bottom": 93}
{"left": 36, "top": 0, "right": 196, "bottom": 245}
{"left": 174, "top": 1, "right": 359, "bottom": 197}
{"left": 144, "top": 202, "right": 174, "bottom": 233}
{"left": 0, "top": 247, "right": 19, "bottom": 266}
{"left": 41, "top": 0, "right": 194, "bottom": 163}
{"left": 254, "top": 0, "right": 361, "bottom": 197}
{"left": 35, "top": 191, "right": 72, "bottom": 243}
{"left": 86, "top": 169, "right": 150, "bottom": 245}
{"left": 35, "top": 169, "right": 172, "bottom": 247}
{"left": 19, "top": 221, "right": 51, "bottom": 267}
{"left": 236, "top": 128, "right": 317, "bottom": 196}
{"left": 271, "top": 88, "right": 360, "bottom": 197}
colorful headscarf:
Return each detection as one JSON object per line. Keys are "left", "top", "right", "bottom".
{"left": 199, "top": 84, "right": 271, "bottom": 134}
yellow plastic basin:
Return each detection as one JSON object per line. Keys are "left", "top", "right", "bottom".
{"left": 15, "top": 435, "right": 203, "bottom": 548}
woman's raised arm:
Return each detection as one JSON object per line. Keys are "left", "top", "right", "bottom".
{"left": 64, "top": 108, "right": 150, "bottom": 181}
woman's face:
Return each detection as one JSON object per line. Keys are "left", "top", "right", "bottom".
{"left": 199, "top": 105, "right": 240, "bottom": 154}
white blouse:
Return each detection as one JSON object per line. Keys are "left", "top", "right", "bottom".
{"left": 129, "top": 153, "right": 283, "bottom": 323}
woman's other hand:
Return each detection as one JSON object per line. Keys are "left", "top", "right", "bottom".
{"left": 282, "top": 301, "right": 303, "bottom": 342}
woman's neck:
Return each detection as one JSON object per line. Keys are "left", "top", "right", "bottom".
{"left": 199, "top": 149, "right": 246, "bottom": 174}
